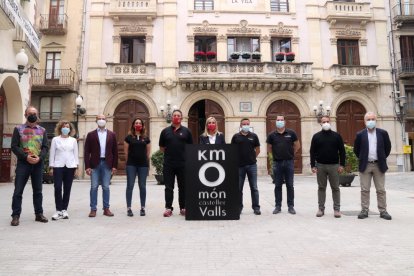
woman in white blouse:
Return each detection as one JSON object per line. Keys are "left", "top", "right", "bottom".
{"left": 49, "top": 120, "right": 79, "bottom": 220}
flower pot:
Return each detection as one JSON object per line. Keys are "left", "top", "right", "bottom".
{"left": 154, "top": 174, "right": 164, "bottom": 185}
{"left": 206, "top": 52, "right": 216, "bottom": 60}
{"left": 242, "top": 53, "right": 251, "bottom": 59}
{"left": 339, "top": 173, "right": 356, "bottom": 187}
{"left": 231, "top": 54, "right": 240, "bottom": 60}
{"left": 286, "top": 54, "right": 295, "bottom": 62}
{"left": 275, "top": 54, "right": 285, "bottom": 62}
{"left": 42, "top": 173, "right": 54, "bottom": 184}
{"left": 252, "top": 54, "right": 261, "bottom": 60}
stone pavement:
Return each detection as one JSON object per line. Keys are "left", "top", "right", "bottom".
{"left": 0, "top": 172, "right": 414, "bottom": 275}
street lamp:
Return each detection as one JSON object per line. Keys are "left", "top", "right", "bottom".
{"left": 160, "top": 100, "right": 177, "bottom": 123}
{"left": 0, "top": 49, "right": 29, "bottom": 82}
{"left": 74, "top": 95, "right": 86, "bottom": 137}
{"left": 313, "top": 100, "right": 331, "bottom": 122}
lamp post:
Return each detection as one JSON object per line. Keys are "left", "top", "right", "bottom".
{"left": 160, "top": 100, "right": 177, "bottom": 123}
{"left": 0, "top": 49, "right": 29, "bottom": 82}
{"left": 313, "top": 100, "right": 331, "bottom": 122}
{"left": 74, "top": 95, "right": 86, "bottom": 138}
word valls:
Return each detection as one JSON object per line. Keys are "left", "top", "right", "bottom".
{"left": 198, "top": 150, "right": 225, "bottom": 187}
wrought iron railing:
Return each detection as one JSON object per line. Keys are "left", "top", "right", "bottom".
{"left": 393, "top": 3, "right": 414, "bottom": 17}
{"left": 39, "top": 13, "right": 67, "bottom": 33}
{"left": 32, "top": 69, "right": 75, "bottom": 87}
{"left": 397, "top": 58, "right": 414, "bottom": 75}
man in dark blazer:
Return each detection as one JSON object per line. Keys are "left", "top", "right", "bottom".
{"left": 84, "top": 114, "right": 118, "bottom": 217}
{"left": 354, "top": 111, "right": 392, "bottom": 220}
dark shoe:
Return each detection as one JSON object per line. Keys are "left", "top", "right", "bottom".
{"left": 11, "top": 215, "right": 19, "bottom": 226}
{"left": 140, "top": 208, "right": 146, "bottom": 216}
{"left": 35, "top": 213, "right": 48, "bottom": 223}
{"left": 380, "top": 211, "right": 392, "bottom": 220}
{"left": 127, "top": 209, "right": 133, "bottom": 217}
{"left": 163, "top": 209, "right": 172, "bottom": 217}
{"left": 358, "top": 210, "right": 369, "bottom": 219}
{"left": 288, "top": 207, "right": 296, "bottom": 215}
{"left": 334, "top": 210, "right": 342, "bottom": 218}
{"left": 316, "top": 209, "right": 324, "bottom": 217}
{"left": 179, "top": 209, "right": 186, "bottom": 216}
{"left": 272, "top": 207, "right": 281, "bottom": 214}
{"left": 103, "top": 208, "right": 114, "bottom": 217}
{"left": 253, "top": 209, "right": 261, "bottom": 215}
{"left": 88, "top": 210, "right": 97, "bottom": 217}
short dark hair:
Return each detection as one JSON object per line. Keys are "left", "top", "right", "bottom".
{"left": 172, "top": 109, "right": 183, "bottom": 116}
{"left": 240, "top": 117, "right": 250, "bottom": 124}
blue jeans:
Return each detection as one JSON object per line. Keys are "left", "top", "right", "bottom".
{"left": 53, "top": 167, "right": 76, "bottom": 211}
{"left": 273, "top": 160, "right": 295, "bottom": 208}
{"left": 126, "top": 165, "right": 148, "bottom": 208}
{"left": 238, "top": 163, "right": 260, "bottom": 210}
{"left": 90, "top": 160, "right": 112, "bottom": 210}
{"left": 11, "top": 161, "right": 44, "bottom": 216}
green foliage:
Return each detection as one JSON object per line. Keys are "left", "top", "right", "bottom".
{"left": 150, "top": 150, "right": 164, "bottom": 175}
{"left": 344, "top": 144, "right": 359, "bottom": 174}
{"left": 268, "top": 152, "right": 274, "bottom": 177}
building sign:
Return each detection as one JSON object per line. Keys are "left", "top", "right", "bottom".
{"left": 0, "top": 134, "right": 12, "bottom": 182}
{"left": 185, "top": 144, "right": 240, "bottom": 220}
{"left": 403, "top": 145, "right": 412, "bottom": 154}
{"left": 227, "top": 0, "right": 257, "bottom": 7}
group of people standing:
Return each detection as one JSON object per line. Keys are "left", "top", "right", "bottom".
{"left": 9, "top": 106, "right": 392, "bottom": 226}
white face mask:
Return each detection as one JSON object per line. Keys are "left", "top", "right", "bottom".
{"left": 321, "top": 122, "right": 331, "bottom": 131}
{"left": 97, "top": 119, "right": 106, "bottom": 127}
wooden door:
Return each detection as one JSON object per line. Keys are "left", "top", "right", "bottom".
{"left": 188, "top": 99, "right": 225, "bottom": 143}
{"left": 336, "top": 100, "right": 366, "bottom": 146}
{"left": 266, "top": 100, "right": 302, "bottom": 173}
{"left": 113, "top": 100, "right": 149, "bottom": 173}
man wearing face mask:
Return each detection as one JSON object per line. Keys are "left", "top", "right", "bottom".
{"left": 231, "top": 118, "right": 261, "bottom": 215}
{"left": 310, "top": 116, "right": 345, "bottom": 218}
{"left": 10, "top": 106, "right": 49, "bottom": 226}
{"left": 266, "top": 115, "right": 300, "bottom": 215}
{"left": 84, "top": 114, "right": 118, "bottom": 217}
{"left": 159, "top": 109, "right": 193, "bottom": 217}
{"left": 354, "top": 112, "right": 392, "bottom": 220}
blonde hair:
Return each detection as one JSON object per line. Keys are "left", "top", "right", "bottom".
{"left": 54, "top": 120, "right": 76, "bottom": 137}
{"left": 201, "top": 116, "right": 221, "bottom": 137}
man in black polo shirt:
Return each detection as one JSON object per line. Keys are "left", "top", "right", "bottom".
{"left": 159, "top": 109, "right": 193, "bottom": 217}
{"left": 231, "top": 118, "right": 261, "bottom": 215}
{"left": 310, "top": 115, "right": 345, "bottom": 218}
{"left": 266, "top": 115, "right": 300, "bottom": 215}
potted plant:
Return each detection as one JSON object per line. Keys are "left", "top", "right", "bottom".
{"left": 151, "top": 150, "right": 164, "bottom": 185}
{"left": 206, "top": 51, "right": 216, "bottom": 60}
{"left": 285, "top": 52, "right": 295, "bottom": 62}
{"left": 42, "top": 154, "right": 54, "bottom": 184}
{"left": 339, "top": 144, "right": 359, "bottom": 187}
{"left": 230, "top": 51, "right": 241, "bottom": 60}
{"left": 241, "top": 51, "right": 251, "bottom": 59}
{"left": 252, "top": 51, "right": 261, "bottom": 60}
{"left": 275, "top": 52, "right": 285, "bottom": 62}
{"left": 268, "top": 152, "right": 274, "bottom": 182}
{"left": 194, "top": 51, "right": 206, "bottom": 61}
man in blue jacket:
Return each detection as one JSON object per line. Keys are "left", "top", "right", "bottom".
{"left": 354, "top": 112, "right": 392, "bottom": 220}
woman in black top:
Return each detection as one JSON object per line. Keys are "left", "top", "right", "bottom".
{"left": 124, "top": 117, "right": 150, "bottom": 217}
{"left": 199, "top": 116, "right": 225, "bottom": 145}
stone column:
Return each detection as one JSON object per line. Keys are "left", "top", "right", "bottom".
{"left": 217, "top": 34, "right": 227, "bottom": 61}
{"left": 260, "top": 35, "right": 271, "bottom": 62}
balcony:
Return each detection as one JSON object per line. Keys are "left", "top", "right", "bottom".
{"left": 393, "top": 4, "right": 414, "bottom": 25}
{"left": 325, "top": 1, "right": 372, "bottom": 25}
{"left": 109, "top": 0, "right": 157, "bottom": 20}
{"left": 105, "top": 63, "right": 156, "bottom": 90}
{"left": 397, "top": 58, "right": 414, "bottom": 79}
{"left": 330, "top": 64, "right": 379, "bottom": 90}
{"left": 32, "top": 69, "right": 77, "bottom": 92}
{"left": 0, "top": 0, "right": 15, "bottom": 30}
{"left": 178, "top": 62, "right": 313, "bottom": 91}
{"left": 39, "top": 14, "right": 68, "bottom": 35}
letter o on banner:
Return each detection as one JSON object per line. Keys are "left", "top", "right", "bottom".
{"left": 198, "top": 162, "right": 225, "bottom": 187}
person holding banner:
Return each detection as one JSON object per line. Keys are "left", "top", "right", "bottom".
{"left": 159, "top": 109, "right": 193, "bottom": 217}
{"left": 199, "top": 116, "right": 225, "bottom": 145}
{"left": 231, "top": 118, "right": 261, "bottom": 215}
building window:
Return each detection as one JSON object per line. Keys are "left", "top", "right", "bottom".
{"left": 49, "top": 0, "right": 65, "bottom": 27}
{"left": 46, "top": 52, "right": 61, "bottom": 83}
{"left": 40, "top": 97, "right": 62, "bottom": 120}
{"left": 227, "top": 37, "right": 260, "bottom": 62}
{"left": 337, "top": 39, "right": 360, "bottom": 65}
{"left": 270, "top": 0, "right": 289, "bottom": 12}
{"left": 120, "top": 37, "right": 146, "bottom": 63}
{"left": 271, "top": 37, "right": 291, "bottom": 62}
{"left": 194, "top": 0, "right": 214, "bottom": 11}
{"left": 194, "top": 36, "right": 217, "bottom": 61}
{"left": 400, "top": 36, "right": 414, "bottom": 71}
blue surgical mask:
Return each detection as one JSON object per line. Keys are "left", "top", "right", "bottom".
{"left": 276, "top": 121, "right": 285, "bottom": 128}
{"left": 366, "top": 120, "right": 376, "bottom": 129}
{"left": 61, "top": 127, "right": 70, "bottom": 135}
{"left": 241, "top": 125, "right": 250, "bottom": 133}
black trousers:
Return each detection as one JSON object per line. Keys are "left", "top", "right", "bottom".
{"left": 163, "top": 165, "right": 185, "bottom": 210}
{"left": 53, "top": 167, "right": 76, "bottom": 211}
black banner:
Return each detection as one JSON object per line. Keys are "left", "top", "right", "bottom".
{"left": 185, "top": 144, "right": 240, "bottom": 220}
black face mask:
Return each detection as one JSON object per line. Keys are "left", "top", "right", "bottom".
{"left": 27, "top": 114, "right": 38, "bottom": 123}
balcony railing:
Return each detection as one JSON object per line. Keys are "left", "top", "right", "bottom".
{"left": 325, "top": 1, "right": 372, "bottom": 24}
{"left": 109, "top": 0, "right": 157, "bottom": 18}
{"left": 0, "top": 0, "right": 15, "bottom": 30}
{"left": 39, "top": 14, "right": 68, "bottom": 35}
{"left": 32, "top": 69, "right": 77, "bottom": 92}
{"left": 330, "top": 64, "right": 379, "bottom": 90}
{"left": 393, "top": 4, "right": 414, "bottom": 24}
{"left": 178, "top": 61, "right": 313, "bottom": 91}
{"left": 397, "top": 58, "right": 414, "bottom": 78}
{"left": 105, "top": 63, "right": 156, "bottom": 90}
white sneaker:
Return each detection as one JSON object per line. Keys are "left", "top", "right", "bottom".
{"left": 52, "top": 211, "right": 62, "bottom": 220}
{"left": 61, "top": 210, "right": 69, "bottom": 219}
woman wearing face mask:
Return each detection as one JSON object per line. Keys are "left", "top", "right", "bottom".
{"left": 124, "top": 118, "right": 150, "bottom": 217}
{"left": 199, "top": 116, "right": 226, "bottom": 144}
{"left": 49, "top": 120, "right": 79, "bottom": 220}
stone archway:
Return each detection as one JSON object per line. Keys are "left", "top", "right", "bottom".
{"left": 336, "top": 100, "right": 366, "bottom": 145}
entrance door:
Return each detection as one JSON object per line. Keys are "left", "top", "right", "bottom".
{"left": 113, "top": 100, "right": 150, "bottom": 173}
{"left": 336, "top": 100, "right": 366, "bottom": 145}
{"left": 188, "top": 99, "right": 225, "bottom": 143}
{"left": 266, "top": 100, "right": 302, "bottom": 173}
